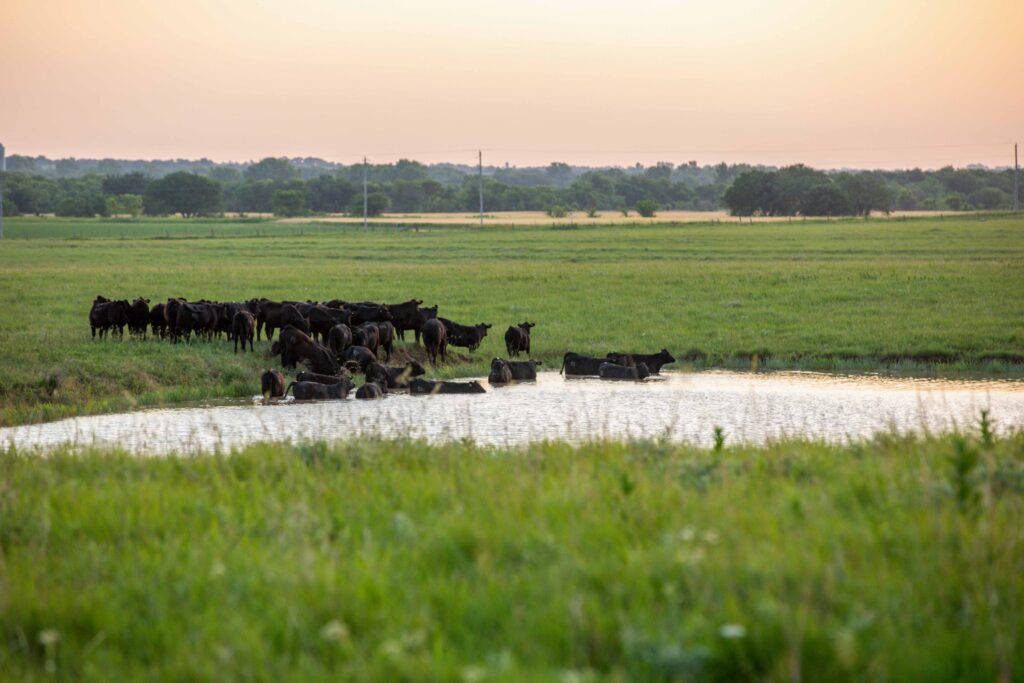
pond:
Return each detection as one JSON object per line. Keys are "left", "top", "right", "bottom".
{"left": 2, "top": 371, "right": 1023, "bottom": 454}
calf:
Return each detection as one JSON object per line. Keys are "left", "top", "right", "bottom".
{"left": 409, "top": 378, "right": 487, "bottom": 395}
{"left": 504, "top": 322, "right": 535, "bottom": 357}
{"left": 598, "top": 362, "right": 650, "bottom": 381}
{"left": 376, "top": 321, "right": 396, "bottom": 361}
{"left": 605, "top": 349, "right": 676, "bottom": 375}
{"left": 261, "top": 369, "right": 286, "bottom": 399}
{"left": 354, "top": 323, "right": 380, "bottom": 356}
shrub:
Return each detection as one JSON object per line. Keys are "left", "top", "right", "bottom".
{"left": 636, "top": 199, "right": 659, "bottom": 217}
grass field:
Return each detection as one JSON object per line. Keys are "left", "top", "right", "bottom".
{"left": 0, "top": 213, "right": 1022, "bottom": 426}
{"left": 2, "top": 429, "right": 1022, "bottom": 681}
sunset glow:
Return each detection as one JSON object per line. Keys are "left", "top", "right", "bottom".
{"left": 1, "top": 0, "right": 1021, "bottom": 168}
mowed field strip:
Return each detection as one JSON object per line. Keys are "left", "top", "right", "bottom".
{"left": 0, "top": 214, "right": 1022, "bottom": 426}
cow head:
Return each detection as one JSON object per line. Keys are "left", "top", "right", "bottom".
{"left": 660, "top": 349, "right": 676, "bottom": 363}
{"left": 518, "top": 321, "right": 535, "bottom": 331}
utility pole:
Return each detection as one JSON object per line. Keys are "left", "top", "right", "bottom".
{"left": 363, "top": 156, "right": 368, "bottom": 230}
{"left": 1011, "top": 145, "right": 1019, "bottom": 215}
{"left": 478, "top": 150, "right": 484, "bottom": 226}
{"left": 0, "top": 142, "right": 5, "bottom": 240}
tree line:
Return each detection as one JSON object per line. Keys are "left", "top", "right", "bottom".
{"left": 1, "top": 155, "right": 1019, "bottom": 218}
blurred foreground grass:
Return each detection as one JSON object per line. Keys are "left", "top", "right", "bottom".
{"left": 2, "top": 427, "right": 1022, "bottom": 681}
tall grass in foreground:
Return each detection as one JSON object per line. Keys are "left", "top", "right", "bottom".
{"left": 1, "top": 429, "right": 1022, "bottom": 681}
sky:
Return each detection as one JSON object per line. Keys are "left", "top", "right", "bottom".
{"left": 1, "top": 0, "right": 1021, "bottom": 169}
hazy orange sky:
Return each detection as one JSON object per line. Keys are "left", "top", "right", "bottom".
{"left": 1, "top": 0, "right": 1021, "bottom": 169}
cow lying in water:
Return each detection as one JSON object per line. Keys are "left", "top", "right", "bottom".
{"left": 261, "top": 369, "right": 286, "bottom": 399}
{"left": 409, "top": 378, "right": 487, "bottom": 395}
{"left": 286, "top": 379, "right": 353, "bottom": 400}
{"left": 605, "top": 349, "right": 676, "bottom": 375}
{"left": 599, "top": 361, "right": 650, "bottom": 381}
{"left": 355, "top": 381, "right": 386, "bottom": 400}
{"left": 560, "top": 352, "right": 609, "bottom": 376}
{"left": 488, "top": 358, "right": 542, "bottom": 384}
{"left": 365, "top": 361, "right": 426, "bottom": 390}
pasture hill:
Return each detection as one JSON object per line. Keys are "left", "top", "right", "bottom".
{"left": 0, "top": 213, "right": 1022, "bottom": 426}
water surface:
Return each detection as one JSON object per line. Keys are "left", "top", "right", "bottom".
{"left": 3, "top": 371, "right": 1022, "bottom": 454}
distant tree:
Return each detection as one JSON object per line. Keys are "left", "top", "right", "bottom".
{"left": 102, "top": 172, "right": 149, "bottom": 196}
{"left": 235, "top": 180, "right": 276, "bottom": 213}
{"left": 944, "top": 193, "right": 965, "bottom": 211}
{"left": 306, "top": 175, "right": 356, "bottom": 213}
{"left": 3, "top": 174, "right": 58, "bottom": 214}
{"left": 546, "top": 205, "right": 569, "bottom": 218}
{"left": 5, "top": 155, "right": 37, "bottom": 173}
{"left": 106, "top": 194, "right": 144, "bottom": 218}
{"left": 350, "top": 192, "right": 390, "bottom": 217}
{"left": 723, "top": 170, "right": 774, "bottom": 216}
{"left": 96, "top": 159, "right": 122, "bottom": 175}
{"left": 803, "top": 184, "right": 850, "bottom": 216}
{"left": 586, "top": 209, "right": 600, "bottom": 218}
{"left": 210, "top": 166, "right": 243, "bottom": 183}
{"left": 55, "top": 158, "right": 81, "bottom": 177}
{"left": 644, "top": 162, "right": 674, "bottom": 181}
{"left": 3, "top": 197, "right": 20, "bottom": 216}
{"left": 245, "top": 157, "right": 299, "bottom": 182}
{"left": 968, "top": 187, "right": 1009, "bottom": 210}
{"left": 144, "top": 172, "right": 223, "bottom": 217}
{"left": 56, "top": 194, "right": 106, "bottom": 217}
{"left": 836, "top": 173, "right": 892, "bottom": 216}
{"left": 894, "top": 188, "right": 919, "bottom": 211}
{"left": 635, "top": 199, "right": 659, "bottom": 217}
{"left": 272, "top": 189, "right": 307, "bottom": 217}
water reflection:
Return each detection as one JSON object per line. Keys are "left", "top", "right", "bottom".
{"left": 2, "top": 371, "right": 1023, "bottom": 454}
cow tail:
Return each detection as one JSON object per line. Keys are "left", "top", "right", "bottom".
{"left": 284, "top": 381, "right": 295, "bottom": 398}
{"left": 559, "top": 352, "right": 567, "bottom": 375}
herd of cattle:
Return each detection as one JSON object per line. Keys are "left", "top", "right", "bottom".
{"left": 88, "top": 295, "right": 676, "bottom": 401}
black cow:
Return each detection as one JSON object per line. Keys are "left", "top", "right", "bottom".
{"left": 560, "top": 352, "right": 610, "bottom": 376}
{"left": 355, "top": 381, "right": 386, "bottom": 400}
{"left": 354, "top": 323, "right": 380, "bottom": 356}
{"left": 375, "top": 321, "right": 396, "bottom": 361}
{"left": 440, "top": 318, "right": 491, "bottom": 351}
{"left": 349, "top": 302, "right": 393, "bottom": 326}
{"left": 327, "top": 324, "right": 353, "bottom": 359}
{"left": 605, "top": 349, "right": 676, "bottom": 375}
{"left": 128, "top": 298, "right": 151, "bottom": 339}
{"left": 506, "top": 359, "right": 541, "bottom": 381}
{"left": 261, "top": 369, "right": 286, "bottom": 399}
{"left": 164, "top": 298, "right": 186, "bottom": 341}
{"left": 421, "top": 318, "right": 447, "bottom": 365}
{"left": 308, "top": 305, "right": 350, "bottom": 343}
{"left": 175, "top": 302, "right": 219, "bottom": 343}
{"left": 413, "top": 305, "right": 439, "bottom": 345}
{"left": 599, "top": 362, "right": 650, "bottom": 381}
{"left": 89, "top": 299, "right": 110, "bottom": 338}
{"left": 286, "top": 379, "right": 353, "bottom": 400}
{"left": 504, "top": 322, "right": 535, "bottom": 357}
{"left": 149, "top": 303, "right": 167, "bottom": 339}
{"left": 341, "top": 345, "right": 377, "bottom": 372}
{"left": 409, "top": 378, "right": 487, "bottom": 395}
{"left": 386, "top": 299, "right": 425, "bottom": 340}
{"left": 272, "top": 325, "right": 340, "bottom": 375}
{"left": 232, "top": 310, "right": 255, "bottom": 353}
{"left": 104, "top": 299, "right": 131, "bottom": 339}
{"left": 488, "top": 359, "right": 513, "bottom": 384}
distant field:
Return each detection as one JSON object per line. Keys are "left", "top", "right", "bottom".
{"left": 0, "top": 213, "right": 1022, "bottom": 426}
{"left": 2, "top": 432, "right": 1022, "bottom": 680}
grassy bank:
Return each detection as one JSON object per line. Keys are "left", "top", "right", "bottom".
{"left": 0, "top": 214, "right": 1022, "bottom": 426}
{"left": 1, "top": 430, "right": 1022, "bottom": 681}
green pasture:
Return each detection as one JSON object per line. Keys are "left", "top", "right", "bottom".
{"left": 2, "top": 429, "right": 1022, "bottom": 681}
{"left": 0, "top": 214, "right": 1022, "bottom": 426}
